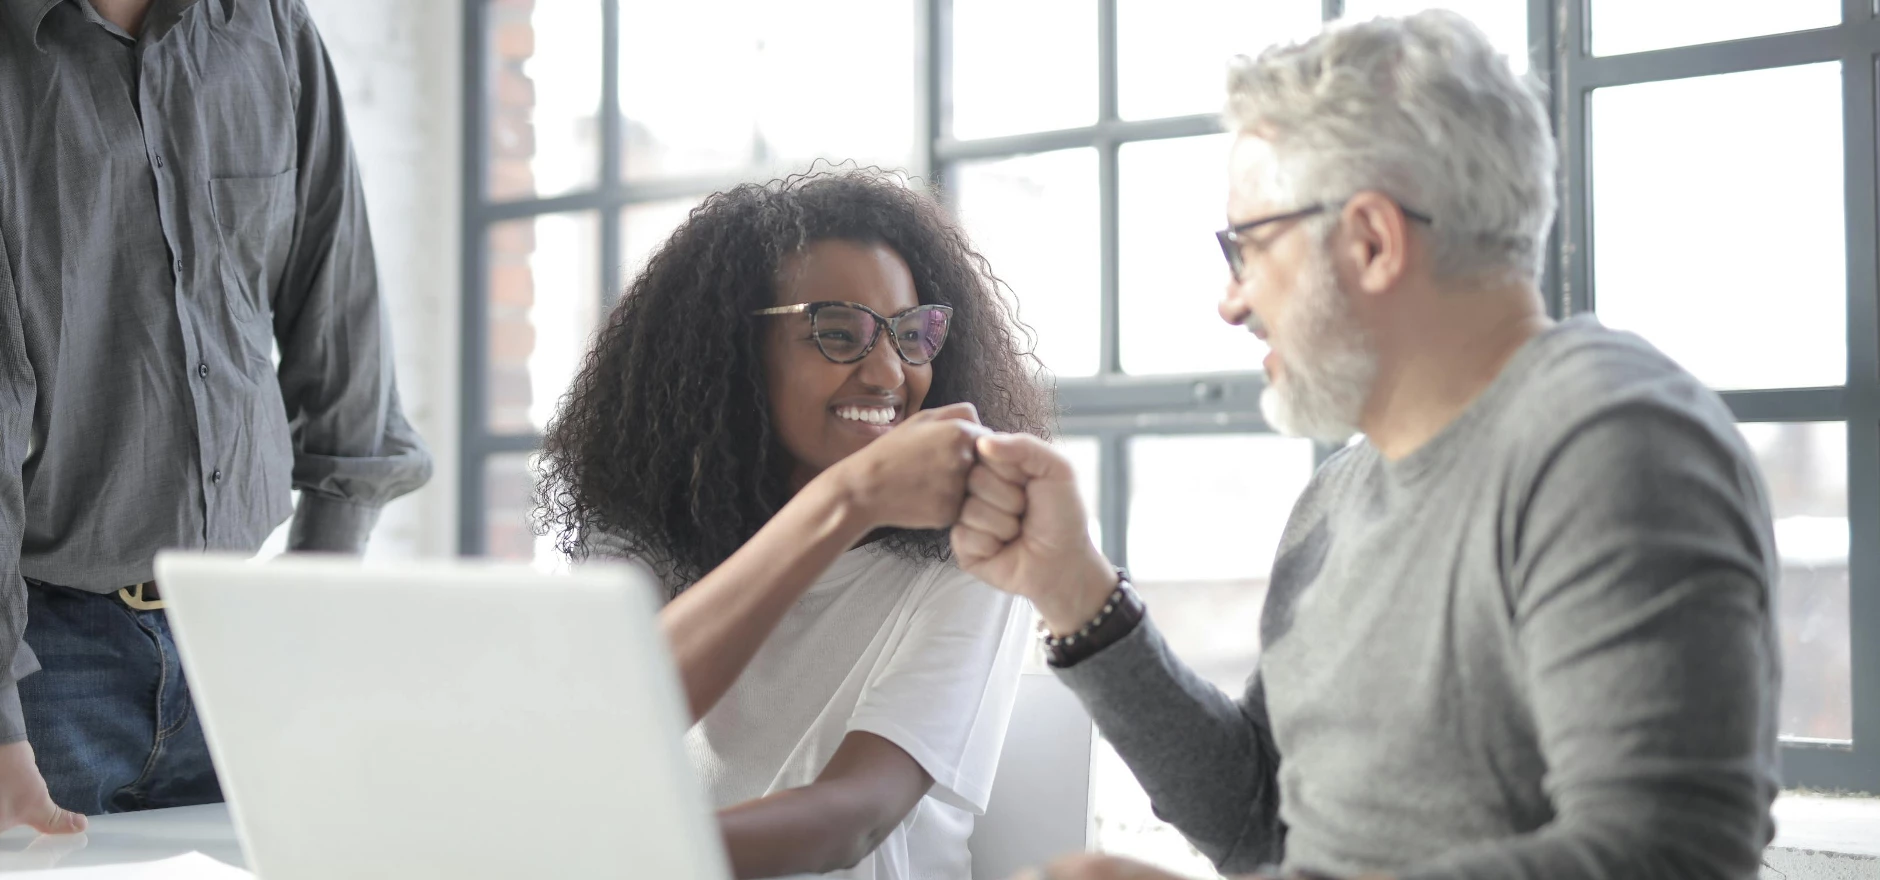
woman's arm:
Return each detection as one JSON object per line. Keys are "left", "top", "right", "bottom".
{"left": 660, "top": 474, "right": 868, "bottom": 722}
{"left": 660, "top": 404, "right": 985, "bottom": 721}
{"left": 717, "top": 731, "right": 934, "bottom": 879}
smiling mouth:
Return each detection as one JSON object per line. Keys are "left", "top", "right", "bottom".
{"left": 833, "top": 405, "right": 897, "bottom": 427}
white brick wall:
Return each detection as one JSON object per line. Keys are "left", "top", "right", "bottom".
{"left": 298, "top": 0, "right": 463, "bottom": 559}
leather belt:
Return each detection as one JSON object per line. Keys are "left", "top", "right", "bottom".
{"left": 117, "top": 582, "right": 164, "bottom": 611}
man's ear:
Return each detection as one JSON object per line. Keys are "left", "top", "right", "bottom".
{"left": 1338, "top": 191, "right": 1415, "bottom": 296}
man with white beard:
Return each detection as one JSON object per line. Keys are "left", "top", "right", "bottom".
{"left": 949, "top": 10, "right": 1780, "bottom": 880}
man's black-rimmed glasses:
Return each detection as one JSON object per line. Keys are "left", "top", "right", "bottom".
{"left": 1216, "top": 200, "right": 1434, "bottom": 281}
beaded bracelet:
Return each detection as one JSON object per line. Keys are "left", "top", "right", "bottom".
{"left": 1042, "top": 568, "right": 1142, "bottom": 668}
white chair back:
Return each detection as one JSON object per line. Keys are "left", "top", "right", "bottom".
{"left": 970, "top": 672, "right": 1096, "bottom": 880}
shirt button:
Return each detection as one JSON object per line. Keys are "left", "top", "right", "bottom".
{"left": 174, "top": 259, "right": 184, "bottom": 275}
{"left": 153, "top": 154, "right": 164, "bottom": 168}
{"left": 211, "top": 469, "right": 223, "bottom": 484}
{"left": 197, "top": 362, "right": 209, "bottom": 378}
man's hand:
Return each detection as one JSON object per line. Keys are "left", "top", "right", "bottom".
{"left": 0, "top": 740, "right": 84, "bottom": 835}
{"left": 951, "top": 433, "right": 1118, "bottom": 634}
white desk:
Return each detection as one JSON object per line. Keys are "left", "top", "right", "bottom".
{"left": 0, "top": 805, "right": 245, "bottom": 873}
{"left": 0, "top": 806, "right": 823, "bottom": 878}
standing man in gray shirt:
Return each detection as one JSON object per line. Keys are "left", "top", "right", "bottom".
{"left": 952, "top": 11, "right": 1779, "bottom": 880}
{"left": 0, "top": 0, "right": 431, "bottom": 831}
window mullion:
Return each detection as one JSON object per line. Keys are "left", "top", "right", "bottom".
{"left": 1839, "top": 25, "right": 1880, "bottom": 773}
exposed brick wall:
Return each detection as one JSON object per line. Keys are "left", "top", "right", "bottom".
{"left": 483, "top": 0, "right": 543, "bottom": 559}
{"left": 483, "top": 453, "right": 539, "bottom": 561}
{"left": 280, "top": 0, "right": 554, "bottom": 563}
{"left": 295, "top": 0, "right": 462, "bottom": 560}
{"left": 487, "top": 0, "right": 537, "bottom": 203}
{"left": 485, "top": 216, "right": 536, "bottom": 437}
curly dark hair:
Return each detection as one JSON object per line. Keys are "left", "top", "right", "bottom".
{"left": 535, "top": 168, "right": 1055, "bottom": 591}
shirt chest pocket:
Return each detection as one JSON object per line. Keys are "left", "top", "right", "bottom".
{"left": 209, "top": 169, "right": 297, "bottom": 321}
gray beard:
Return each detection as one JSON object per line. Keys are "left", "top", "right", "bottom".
{"left": 1257, "top": 252, "right": 1377, "bottom": 443}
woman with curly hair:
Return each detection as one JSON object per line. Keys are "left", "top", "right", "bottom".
{"left": 536, "top": 169, "right": 1054, "bottom": 880}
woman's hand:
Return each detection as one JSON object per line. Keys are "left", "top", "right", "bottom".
{"left": 663, "top": 401, "right": 987, "bottom": 722}
{"left": 820, "top": 402, "right": 989, "bottom": 531}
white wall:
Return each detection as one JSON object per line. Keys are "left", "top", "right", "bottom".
{"left": 300, "top": 0, "right": 463, "bottom": 559}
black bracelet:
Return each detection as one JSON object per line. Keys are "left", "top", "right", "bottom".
{"left": 1042, "top": 568, "right": 1143, "bottom": 668}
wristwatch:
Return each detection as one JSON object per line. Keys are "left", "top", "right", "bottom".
{"left": 1042, "top": 567, "right": 1144, "bottom": 668}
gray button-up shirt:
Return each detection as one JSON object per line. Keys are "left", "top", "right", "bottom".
{"left": 0, "top": 0, "right": 433, "bottom": 740}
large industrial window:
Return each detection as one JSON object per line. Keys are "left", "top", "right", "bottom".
{"left": 465, "top": 3, "right": 1880, "bottom": 872}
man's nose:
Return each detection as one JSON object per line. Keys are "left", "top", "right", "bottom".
{"left": 1220, "top": 282, "right": 1253, "bottom": 326}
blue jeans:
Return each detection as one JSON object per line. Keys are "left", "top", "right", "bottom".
{"left": 18, "top": 580, "right": 223, "bottom": 815}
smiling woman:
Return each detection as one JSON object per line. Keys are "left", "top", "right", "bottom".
{"left": 532, "top": 168, "right": 1054, "bottom": 880}
{"left": 758, "top": 246, "right": 957, "bottom": 484}
{"left": 535, "top": 170, "right": 1051, "bottom": 586}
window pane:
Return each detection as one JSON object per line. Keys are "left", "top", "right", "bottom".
{"left": 952, "top": 150, "right": 1101, "bottom": 378}
{"left": 1592, "top": 63, "right": 1844, "bottom": 391}
{"left": 487, "top": 212, "right": 601, "bottom": 434}
{"left": 486, "top": 1, "right": 601, "bottom": 200}
{"left": 1091, "top": 737, "right": 1220, "bottom": 875}
{"left": 950, "top": 0, "right": 1097, "bottom": 139}
{"left": 619, "top": 1, "right": 914, "bottom": 182}
{"left": 1592, "top": 0, "right": 1840, "bottom": 57}
{"left": 1056, "top": 436, "right": 1102, "bottom": 550}
{"left": 1126, "top": 434, "right": 1315, "bottom": 686}
{"left": 619, "top": 198, "right": 703, "bottom": 292}
{"left": 483, "top": 452, "right": 556, "bottom": 567}
{"left": 1117, "top": 0, "right": 1322, "bottom": 121}
{"left": 1741, "top": 422, "right": 1851, "bottom": 743}
{"left": 1120, "top": 134, "right": 1263, "bottom": 375}
{"left": 1098, "top": 433, "right": 1315, "bottom": 874}
{"left": 1341, "top": 0, "right": 1530, "bottom": 74}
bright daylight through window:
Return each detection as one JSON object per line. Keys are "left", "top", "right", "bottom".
{"left": 464, "top": 0, "right": 1880, "bottom": 874}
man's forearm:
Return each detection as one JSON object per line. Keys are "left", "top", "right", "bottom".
{"left": 286, "top": 491, "right": 381, "bottom": 554}
{"left": 1054, "top": 616, "right": 1285, "bottom": 873}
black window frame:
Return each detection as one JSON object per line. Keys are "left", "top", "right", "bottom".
{"left": 459, "top": 0, "right": 790, "bottom": 561}
{"left": 461, "top": 0, "right": 1880, "bottom": 792}
{"left": 928, "top": 0, "right": 1880, "bottom": 792}
{"left": 1554, "top": 0, "right": 1880, "bottom": 792}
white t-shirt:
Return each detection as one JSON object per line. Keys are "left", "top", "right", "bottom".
{"left": 678, "top": 545, "right": 1031, "bottom": 880}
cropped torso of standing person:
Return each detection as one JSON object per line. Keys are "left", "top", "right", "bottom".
{"left": 0, "top": 0, "right": 431, "bottom": 829}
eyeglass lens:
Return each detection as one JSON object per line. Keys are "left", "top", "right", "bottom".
{"left": 811, "top": 304, "right": 952, "bottom": 365}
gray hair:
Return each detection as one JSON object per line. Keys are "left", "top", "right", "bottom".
{"left": 1226, "top": 9, "right": 1556, "bottom": 283}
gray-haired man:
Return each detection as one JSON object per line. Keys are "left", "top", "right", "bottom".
{"left": 952, "top": 11, "right": 1779, "bottom": 880}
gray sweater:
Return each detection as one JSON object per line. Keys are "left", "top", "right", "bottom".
{"left": 1057, "top": 317, "right": 1781, "bottom": 878}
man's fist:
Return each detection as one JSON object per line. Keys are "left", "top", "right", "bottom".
{"left": 952, "top": 434, "right": 1118, "bottom": 634}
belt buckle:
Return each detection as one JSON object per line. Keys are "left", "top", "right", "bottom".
{"left": 117, "top": 583, "right": 165, "bottom": 611}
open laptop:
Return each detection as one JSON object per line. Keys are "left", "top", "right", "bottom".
{"left": 153, "top": 552, "right": 731, "bottom": 880}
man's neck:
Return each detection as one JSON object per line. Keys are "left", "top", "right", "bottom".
{"left": 1359, "top": 281, "right": 1552, "bottom": 461}
{"left": 89, "top": 0, "right": 154, "bottom": 36}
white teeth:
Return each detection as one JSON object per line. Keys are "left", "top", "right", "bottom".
{"left": 835, "top": 406, "right": 895, "bottom": 426}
